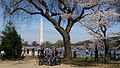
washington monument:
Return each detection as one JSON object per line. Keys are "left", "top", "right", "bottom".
{"left": 40, "top": 17, "right": 43, "bottom": 45}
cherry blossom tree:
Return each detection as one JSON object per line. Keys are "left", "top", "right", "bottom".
{"left": 80, "top": 6, "right": 120, "bottom": 62}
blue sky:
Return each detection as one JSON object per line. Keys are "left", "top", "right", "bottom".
{"left": 0, "top": 9, "right": 120, "bottom": 44}
{"left": 15, "top": 17, "right": 93, "bottom": 44}
{"left": 0, "top": 13, "right": 93, "bottom": 44}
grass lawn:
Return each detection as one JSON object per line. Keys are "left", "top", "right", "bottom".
{"left": 61, "top": 57, "right": 120, "bottom": 68}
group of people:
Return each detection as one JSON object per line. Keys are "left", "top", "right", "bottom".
{"left": 37, "top": 48, "right": 62, "bottom": 65}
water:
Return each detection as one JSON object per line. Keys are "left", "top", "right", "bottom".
{"left": 71, "top": 49, "right": 120, "bottom": 57}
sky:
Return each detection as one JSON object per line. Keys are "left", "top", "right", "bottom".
{"left": 0, "top": 13, "right": 92, "bottom": 44}
{"left": 0, "top": 9, "right": 120, "bottom": 44}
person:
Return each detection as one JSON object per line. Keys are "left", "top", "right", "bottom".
{"left": 53, "top": 48, "right": 58, "bottom": 64}
{"left": 116, "top": 54, "right": 119, "bottom": 60}
{"left": 54, "top": 48, "right": 58, "bottom": 57}
{"left": 113, "top": 51, "right": 116, "bottom": 60}
{"left": 99, "top": 52, "right": 102, "bottom": 57}
{"left": 85, "top": 49, "right": 89, "bottom": 55}
{"left": 85, "top": 49, "right": 89, "bottom": 62}
{"left": 27, "top": 48, "right": 29, "bottom": 56}
{"left": 38, "top": 48, "right": 45, "bottom": 65}
{"left": 1, "top": 51, "right": 5, "bottom": 61}
{"left": 40, "top": 48, "right": 45, "bottom": 58}
{"left": 94, "top": 45, "right": 98, "bottom": 62}
{"left": 59, "top": 50, "right": 64, "bottom": 59}
{"left": 1, "top": 51, "right": 5, "bottom": 56}
{"left": 73, "top": 50, "right": 77, "bottom": 58}
{"left": 32, "top": 48, "right": 35, "bottom": 56}
{"left": 90, "top": 51, "right": 93, "bottom": 58}
{"left": 50, "top": 48, "right": 61, "bottom": 65}
{"left": 108, "top": 50, "right": 111, "bottom": 58}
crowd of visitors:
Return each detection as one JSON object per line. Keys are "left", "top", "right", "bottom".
{"left": 37, "top": 48, "right": 62, "bottom": 65}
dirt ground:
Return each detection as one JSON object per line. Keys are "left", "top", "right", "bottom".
{"left": 1, "top": 59, "right": 120, "bottom": 68}
{"left": 0, "top": 60, "right": 101, "bottom": 68}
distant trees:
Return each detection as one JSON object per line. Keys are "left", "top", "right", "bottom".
{"left": 31, "top": 41, "right": 37, "bottom": 46}
{"left": 23, "top": 41, "right": 29, "bottom": 46}
{"left": 0, "top": 22, "right": 22, "bottom": 60}
{"left": 75, "top": 40, "right": 93, "bottom": 45}
{"left": 42, "top": 41, "right": 52, "bottom": 46}
{"left": 55, "top": 40, "right": 64, "bottom": 48}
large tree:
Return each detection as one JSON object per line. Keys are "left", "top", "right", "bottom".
{"left": 0, "top": 0, "right": 111, "bottom": 59}
{"left": 0, "top": 22, "right": 22, "bottom": 60}
{"left": 80, "top": 7, "right": 120, "bottom": 62}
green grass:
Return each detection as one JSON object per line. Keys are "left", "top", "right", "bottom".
{"left": 61, "top": 57, "right": 116, "bottom": 67}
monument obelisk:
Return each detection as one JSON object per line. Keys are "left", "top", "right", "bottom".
{"left": 40, "top": 17, "right": 43, "bottom": 45}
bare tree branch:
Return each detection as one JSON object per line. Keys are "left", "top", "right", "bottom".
{"left": 51, "top": 12, "right": 61, "bottom": 17}
{"left": 58, "top": 0, "right": 71, "bottom": 13}
{"left": 65, "top": 18, "right": 74, "bottom": 33}
{"left": 38, "top": 0, "right": 49, "bottom": 13}
{"left": 10, "top": 0, "right": 23, "bottom": 7}
{"left": 10, "top": 8, "right": 41, "bottom": 15}
{"left": 58, "top": 16, "right": 62, "bottom": 25}
{"left": 28, "top": 0, "right": 44, "bottom": 13}
{"left": 74, "top": 4, "right": 98, "bottom": 23}
{"left": 71, "top": 2, "right": 77, "bottom": 14}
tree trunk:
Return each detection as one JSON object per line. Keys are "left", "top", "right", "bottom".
{"left": 101, "top": 26, "right": 109, "bottom": 63}
{"left": 54, "top": 26, "right": 72, "bottom": 60}
{"left": 104, "top": 38, "right": 109, "bottom": 63}
{"left": 63, "top": 32, "right": 72, "bottom": 60}
{"left": 104, "top": 40, "right": 109, "bottom": 63}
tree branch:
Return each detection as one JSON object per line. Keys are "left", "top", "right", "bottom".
{"left": 28, "top": 0, "right": 44, "bottom": 13}
{"left": 71, "top": 2, "right": 77, "bottom": 14}
{"left": 58, "top": 16, "right": 62, "bottom": 25}
{"left": 80, "top": 21, "right": 103, "bottom": 37}
{"left": 65, "top": 18, "right": 74, "bottom": 33}
{"left": 51, "top": 12, "right": 61, "bottom": 17}
{"left": 10, "top": 0, "right": 23, "bottom": 7}
{"left": 41, "top": 13, "right": 65, "bottom": 36}
{"left": 74, "top": 4, "right": 98, "bottom": 23}
{"left": 10, "top": 8, "right": 41, "bottom": 15}
{"left": 38, "top": 0, "right": 49, "bottom": 13}
{"left": 58, "top": 0, "right": 71, "bottom": 13}
{"left": 58, "top": 6, "right": 66, "bottom": 13}
{"left": 100, "top": 25, "right": 107, "bottom": 37}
